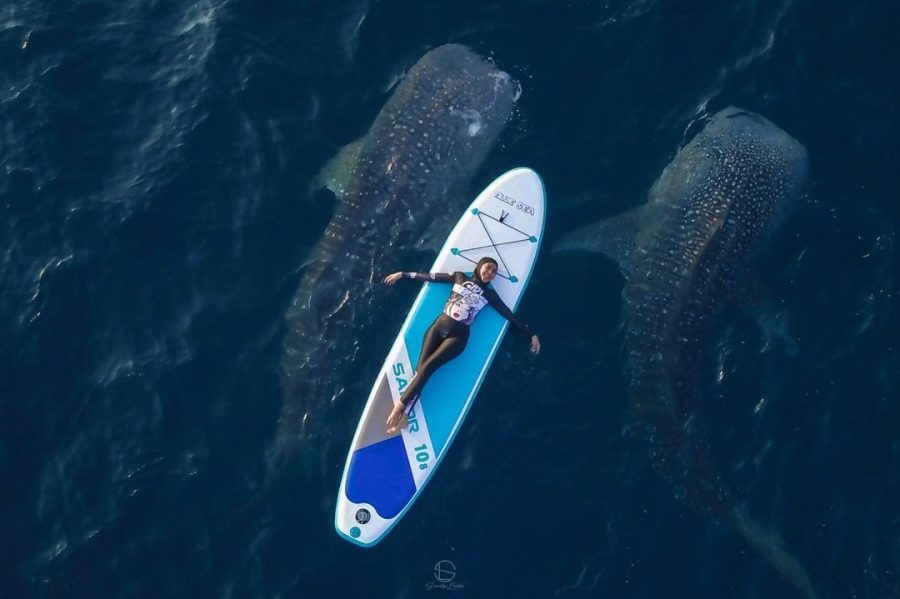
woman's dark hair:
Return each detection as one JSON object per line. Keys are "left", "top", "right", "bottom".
{"left": 473, "top": 257, "right": 498, "bottom": 283}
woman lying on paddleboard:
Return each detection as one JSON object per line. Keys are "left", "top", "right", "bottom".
{"left": 381, "top": 256, "right": 541, "bottom": 434}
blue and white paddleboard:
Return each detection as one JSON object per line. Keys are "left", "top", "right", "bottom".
{"left": 334, "top": 167, "right": 545, "bottom": 547}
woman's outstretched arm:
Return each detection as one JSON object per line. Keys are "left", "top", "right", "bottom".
{"left": 484, "top": 289, "right": 541, "bottom": 354}
{"left": 382, "top": 271, "right": 454, "bottom": 285}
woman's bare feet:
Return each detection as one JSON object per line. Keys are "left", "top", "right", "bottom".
{"left": 386, "top": 402, "right": 408, "bottom": 434}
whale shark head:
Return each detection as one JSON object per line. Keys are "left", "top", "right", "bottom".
{"left": 554, "top": 107, "right": 808, "bottom": 277}
{"left": 701, "top": 107, "right": 809, "bottom": 233}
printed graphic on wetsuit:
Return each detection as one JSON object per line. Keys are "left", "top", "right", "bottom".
{"left": 443, "top": 282, "right": 488, "bottom": 325}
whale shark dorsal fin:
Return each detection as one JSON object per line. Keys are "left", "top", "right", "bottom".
{"left": 315, "top": 139, "right": 365, "bottom": 199}
{"left": 554, "top": 204, "right": 652, "bottom": 276}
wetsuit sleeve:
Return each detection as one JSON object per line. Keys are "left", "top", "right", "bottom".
{"left": 403, "top": 272, "right": 453, "bottom": 283}
{"left": 484, "top": 288, "right": 535, "bottom": 337}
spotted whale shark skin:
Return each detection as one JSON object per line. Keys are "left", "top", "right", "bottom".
{"left": 277, "top": 44, "right": 518, "bottom": 454}
{"left": 560, "top": 107, "right": 816, "bottom": 597}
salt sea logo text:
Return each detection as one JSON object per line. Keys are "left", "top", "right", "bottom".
{"left": 425, "top": 560, "right": 465, "bottom": 591}
{"left": 493, "top": 190, "right": 535, "bottom": 215}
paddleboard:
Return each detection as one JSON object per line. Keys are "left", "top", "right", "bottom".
{"left": 334, "top": 167, "right": 545, "bottom": 547}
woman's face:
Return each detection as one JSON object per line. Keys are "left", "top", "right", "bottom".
{"left": 478, "top": 261, "right": 497, "bottom": 283}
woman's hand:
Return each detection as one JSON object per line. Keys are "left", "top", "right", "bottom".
{"left": 382, "top": 272, "right": 404, "bottom": 286}
{"left": 530, "top": 334, "right": 541, "bottom": 355}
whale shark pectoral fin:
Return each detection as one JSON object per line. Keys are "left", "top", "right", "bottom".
{"left": 300, "top": 185, "right": 339, "bottom": 241}
{"left": 554, "top": 204, "right": 651, "bottom": 276}
{"left": 413, "top": 212, "right": 456, "bottom": 252}
{"left": 315, "top": 139, "right": 365, "bottom": 199}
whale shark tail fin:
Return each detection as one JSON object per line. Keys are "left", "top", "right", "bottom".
{"left": 728, "top": 503, "right": 819, "bottom": 599}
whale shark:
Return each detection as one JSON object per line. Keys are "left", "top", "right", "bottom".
{"left": 277, "top": 44, "right": 518, "bottom": 455}
{"left": 558, "top": 107, "right": 816, "bottom": 597}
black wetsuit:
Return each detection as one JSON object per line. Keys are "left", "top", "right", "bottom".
{"left": 400, "top": 271, "right": 535, "bottom": 412}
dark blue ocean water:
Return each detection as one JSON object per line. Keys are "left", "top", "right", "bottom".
{"left": 1, "top": 0, "right": 897, "bottom": 597}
